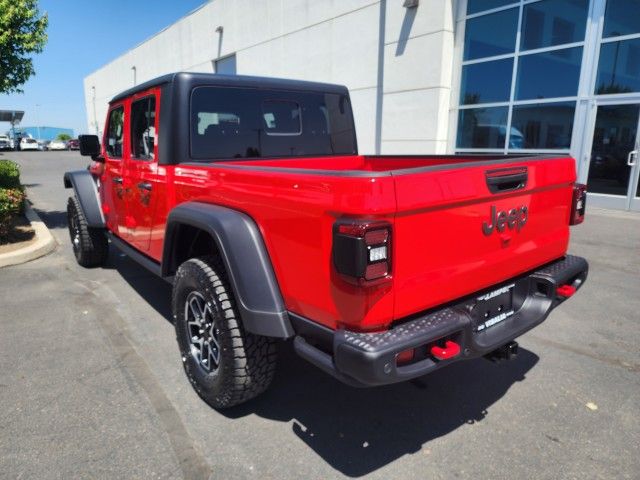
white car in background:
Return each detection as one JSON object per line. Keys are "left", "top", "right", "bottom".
{"left": 48, "top": 139, "right": 68, "bottom": 150}
{"left": 0, "top": 135, "right": 11, "bottom": 150}
{"left": 20, "top": 137, "right": 39, "bottom": 151}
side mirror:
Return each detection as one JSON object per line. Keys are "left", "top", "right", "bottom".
{"left": 79, "top": 134, "right": 102, "bottom": 160}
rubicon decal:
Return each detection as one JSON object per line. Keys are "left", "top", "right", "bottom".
{"left": 482, "top": 205, "right": 528, "bottom": 236}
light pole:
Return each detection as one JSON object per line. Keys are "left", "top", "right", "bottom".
{"left": 215, "top": 26, "right": 223, "bottom": 63}
{"left": 91, "top": 86, "right": 99, "bottom": 136}
{"left": 132, "top": 66, "right": 137, "bottom": 86}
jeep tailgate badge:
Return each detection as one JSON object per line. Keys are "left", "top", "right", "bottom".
{"left": 482, "top": 205, "right": 528, "bottom": 236}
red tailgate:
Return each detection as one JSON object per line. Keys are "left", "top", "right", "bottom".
{"left": 391, "top": 156, "right": 576, "bottom": 320}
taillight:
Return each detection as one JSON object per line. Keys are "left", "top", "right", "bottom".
{"left": 570, "top": 183, "right": 587, "bottom": 225}
{"left": 333, "top": 220, "right": 391, "bottom": 284}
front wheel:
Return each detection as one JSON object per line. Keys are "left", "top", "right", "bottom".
{"left": 66, "top": 196, "right": 108, "bottom": 267}
{"left": 172, "top": 256, "right": 277, "bottom": 409}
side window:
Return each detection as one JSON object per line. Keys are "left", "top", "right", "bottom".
{"left": 106, "top": 106, "right": 124, "bottom": 158}
{"left": 190, "top": 86, "right": 356, "bottom": 160}
{"left": 130, "top": 96, "right": 157, "bottom": 160}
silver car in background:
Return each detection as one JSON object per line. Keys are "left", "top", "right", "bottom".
{"left": 48, "top": 139, "right": 68, "bottom": 151}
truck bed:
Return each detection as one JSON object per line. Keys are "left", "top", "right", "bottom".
{"left": 171, "top": 153, "right": 577, "bottom": 331}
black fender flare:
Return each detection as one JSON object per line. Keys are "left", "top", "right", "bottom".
{"left": 63, "top": 170, "right": 105, "bottom": 228}
{"left": 163, "top": 202, "right": 294, "bottom": 339}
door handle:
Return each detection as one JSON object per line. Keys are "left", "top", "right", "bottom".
{"left": 485, "top": 167, "right": 528, "bottom": 193}
{"left": 628, "top": 150, "right": 638, "bottom": 166}
{"left": 137, "top": 182, "right": 152, "bottom": 191}
{"left": 112, "top": 177, "right": 123, "bottom": 185}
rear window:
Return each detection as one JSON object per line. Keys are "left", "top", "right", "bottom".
{"left": 190, "top": 86, "right": 356, "bottom": 160}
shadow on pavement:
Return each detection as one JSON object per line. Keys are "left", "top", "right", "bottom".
{"left": 226, "top": 345, "right": 538, "bottom": 477}
{"left": 109, "top": 253, "right": 539, "bottom": 477}
{"left": 33, "top": 208, "right": 68, "bottom": 229}
{"left": 111, "top": 252, "right": 173, "bottom": 320}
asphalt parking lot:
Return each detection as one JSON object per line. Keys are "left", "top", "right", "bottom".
{"left": 1, "top": 150, "right": 639, "bottom": 480}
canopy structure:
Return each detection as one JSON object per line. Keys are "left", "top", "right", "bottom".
{"left": 0, "top": 110, "right": 25, "bottom": 141}
{"left": 0, "top": 110, "right": 24, "bottom": 126}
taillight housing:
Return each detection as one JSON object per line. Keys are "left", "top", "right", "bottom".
{"left": 570, "top": 183, "right": 587, "bottom": 225}
{"left": 333, "top": 220, "right": 392, "bottom": 284}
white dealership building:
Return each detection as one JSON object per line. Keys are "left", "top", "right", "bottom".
{"left": 85, "top": 0, "right": 640, "bottom": 211}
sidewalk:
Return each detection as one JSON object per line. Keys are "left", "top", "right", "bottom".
{"left": 0, "top": 202, "right": 56, "bottom": 268}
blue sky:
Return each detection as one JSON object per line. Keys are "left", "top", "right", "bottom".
{"left": 0, "top": 0, "right": 205, "bottom": 137}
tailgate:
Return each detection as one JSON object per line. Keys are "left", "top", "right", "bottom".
{"left": 391, "top": 156, "right": 576, "bottom": 320}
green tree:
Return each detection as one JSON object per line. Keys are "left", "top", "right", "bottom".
{"left": 56, "top": 133, "right": 71, "bottom": 141}
{"left": 0, "top": 0, "right": 48, "bottom": 94}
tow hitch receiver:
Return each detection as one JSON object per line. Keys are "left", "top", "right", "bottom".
{"left": 485, "top": 341, "right": 519, "bottom": 362}
{"left": 556, "top": 284, "right": 577, "bottom": 298}
{"left": 430, "top": 340, "right": 461, "bottom": 361}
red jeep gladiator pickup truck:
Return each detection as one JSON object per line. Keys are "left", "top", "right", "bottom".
{"left": 64, "top": 72, "right": 588, "bottom": 409}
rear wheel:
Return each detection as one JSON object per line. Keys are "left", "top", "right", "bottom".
{"left": 66, "top": 196, "right": 108, "bottom": 267}
{"left": 172, "top": 256, "right": 277, "bottom": 409}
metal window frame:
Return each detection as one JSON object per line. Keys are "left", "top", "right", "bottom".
{"left": 452, "top": 0, "right": 640, "bottom": 211}
{"left": 451, "top": 0, "right": 594, "bottom": 155}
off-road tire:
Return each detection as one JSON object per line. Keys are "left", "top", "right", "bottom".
{"left": 66, "top": 196, "right": 108, "bottom": 267}
{"left": 172, "top": 256, "right": 277, "bottom": 409}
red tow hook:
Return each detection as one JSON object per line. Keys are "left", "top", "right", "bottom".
{"left": 556, "top": 284, "right": 577, "bottom": 297}
{"left": 430, "top": 340, "right": 461, "bottom": 361}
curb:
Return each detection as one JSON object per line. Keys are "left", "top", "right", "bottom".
{"left": 0, "top": 202, "right": 57, "bottom": 268}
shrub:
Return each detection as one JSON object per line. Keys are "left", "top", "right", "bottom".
{"left": 0, "top": 160, "right": 26, "bottom": 240}
{"left": 0, "top": 159, "right": 22, "bottom": 189}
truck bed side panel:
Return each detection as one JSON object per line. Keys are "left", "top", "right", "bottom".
{"left": 163, "top": 165, "right": 398, "bottom": 331}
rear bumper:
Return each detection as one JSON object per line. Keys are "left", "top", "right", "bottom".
{"left": 292, "top": 255, "right": 588, "bottom": 387}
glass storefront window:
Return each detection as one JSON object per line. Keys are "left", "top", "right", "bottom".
{"left": 467, "top": 0, "right": 515, "bottom": 15}
{"left": 464, "top": 8, "right": 518, "bottom": 60}
{"left": 457, "top": 107, "right": 509, "bottom": 149}
{"left": 595, "top": 38, "right": 640, "bottom": 94}
{"left": 603, "top": 0, "right": 640, "bottom": 38}
{"left": 516, "top": 47, "right": 583, "bottom": 100}
{"left": 460, "top": 59, "right": 513, "bottom": 104}
{"left": 520, "top": 0, "right": 589, "bottom": 51}
{"left": 510, "top": 102, "right": 575, "bottom": 150}
{"left": 456, "top": 0, "right": 594, "bottom": 152}
{"left": 587, "top": 104, "right": 639, "bottom": 196}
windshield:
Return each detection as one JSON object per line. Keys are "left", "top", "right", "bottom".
{"left": 190, "top": 86, "right": 357, "bottom": 160}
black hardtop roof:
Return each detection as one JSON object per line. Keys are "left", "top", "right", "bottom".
{"left": 110, "top": 72, "right": 349, "bottom": 103}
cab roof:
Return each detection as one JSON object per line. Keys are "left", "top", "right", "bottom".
{"left": 110, "top": 72, "right": 349, "bottom": 104}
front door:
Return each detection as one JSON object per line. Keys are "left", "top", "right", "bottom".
{"left": 102, "top": 104, "right": 127, "bottom": 238}
{"left": 583, "top": 102, "right": 640, "bottom": 211}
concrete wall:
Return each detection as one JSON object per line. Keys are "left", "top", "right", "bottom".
{"left": 84, "top": 0, "right": 456, "bottom": 155}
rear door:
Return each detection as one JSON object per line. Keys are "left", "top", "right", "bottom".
{"left": 101, "top": 104, "right": 127, "bottom": 239}
{"left": 391, "top": 156, "right": 576, "bottom": 319}
{"left": 122, "top": 88, "right": 161, "bottom": 253}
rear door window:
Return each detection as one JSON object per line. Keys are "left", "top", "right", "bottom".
{"left": 106, "top": 106, "right": 124, "bottom": 158}
{"left": 190, "top": 86, "right": 356, "bottom": 160}
{"left": 130, "top": 96, "right": 156, "bottom": 160}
